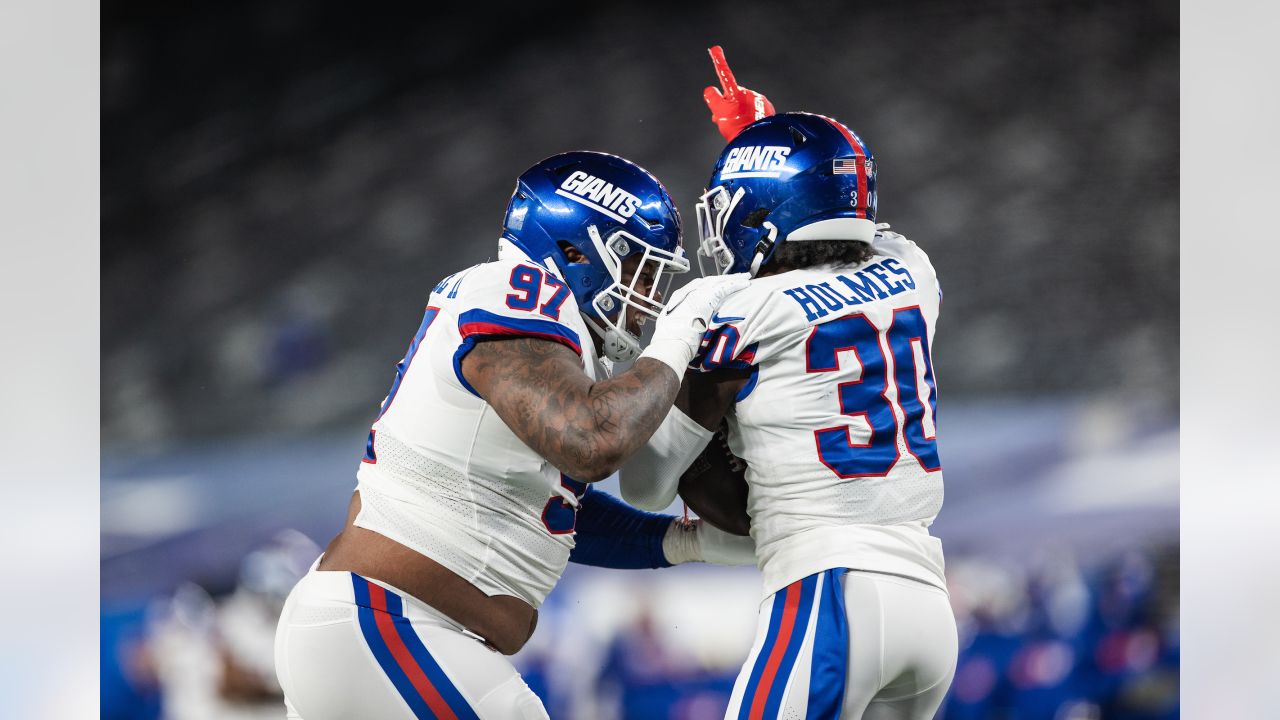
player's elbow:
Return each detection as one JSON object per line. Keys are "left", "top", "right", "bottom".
{"left": 557, "top": 442, "right": 625, "bottom": 483}
{"left": 581, "top": 451, "right": 627, "bottom": 483}
{"left": 554, "top": 425, "right": 656, "bottom": 482}
{"left": 570, "top": 463, "right": 616, "bottom": 483}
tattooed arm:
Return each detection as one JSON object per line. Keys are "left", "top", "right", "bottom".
{"left": 461, "top": 337, "right": 680, "bottom": 482}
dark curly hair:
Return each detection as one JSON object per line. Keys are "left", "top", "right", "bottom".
{"left": 759, "top": 239, "right": 875, "bottom": 275}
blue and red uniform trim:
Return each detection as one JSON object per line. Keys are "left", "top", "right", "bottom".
{"left": 739, "top": 574, "right": 819, "bottom": 720}
{"left": 695, "top": 324, "right": 762, "bottom": 402}
{"left": 452, "top": 308, "right": 583, "bottom": 396}
{"left": 457, "top": 308, "right": 582, "bottom": 355}
{"left": 737, "top": 569, "right": 851, "bottom": 720}
{"left": 805, "top": 569, "right": 851, "bottom": 719}
{"left": 351, "top": 574, "right": 480, "bottom": 720}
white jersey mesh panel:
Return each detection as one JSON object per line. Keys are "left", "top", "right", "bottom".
{"left": 355, "top": 436, "right": 478, "bottom": 579}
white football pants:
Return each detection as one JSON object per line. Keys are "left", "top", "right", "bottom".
{"left": 725, "top": 569, "right": 957, "bottom": 720}
{"left": 274, "top": 566, "right": 548, "bottom": 720}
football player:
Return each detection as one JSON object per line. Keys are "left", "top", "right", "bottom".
{"left": 273, "top": 150, "right": 752, "bottom": 720}
{"left": 623, "top": 49, "right": 959, "bottom": 719}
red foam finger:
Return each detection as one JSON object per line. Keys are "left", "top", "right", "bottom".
{"left": 707, "top": 45, "right": 739, "bottom": 100}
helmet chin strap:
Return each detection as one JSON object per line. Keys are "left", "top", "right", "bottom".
{"left": 580, "top": 308, "right": 641, "bottom": 363}
{"left": 603, "top": 326, "right": 641, "bottom": 362}
{"left": 748, "top": 222, "right": 780, "bottom": 277}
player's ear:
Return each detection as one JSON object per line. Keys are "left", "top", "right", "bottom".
{"left": 558, "top": 242, "right": 588, "bottom": 264}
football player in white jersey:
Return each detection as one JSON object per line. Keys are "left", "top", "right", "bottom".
{"left": 621, "top": 52, "right": 958, "bottom": 719}
{"left": 273, "top": 150, "right": 752, "bottom": 720}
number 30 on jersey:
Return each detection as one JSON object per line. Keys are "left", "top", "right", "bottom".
{"left": 805, "top": 306, "right": 941, "bottom": 477}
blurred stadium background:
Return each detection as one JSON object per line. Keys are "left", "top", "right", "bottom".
{"left": 101, "top": 0, "right": 1178, "bottom": 718}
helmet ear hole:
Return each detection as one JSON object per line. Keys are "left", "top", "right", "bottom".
{"left": 557, "top": 241, "right": 588, "bottom": 264}
{"left": 789, "top": 126, "right": 807, "bottom": 145}
{"left": 742, "top": 208, "right": 771, "bottom": 228}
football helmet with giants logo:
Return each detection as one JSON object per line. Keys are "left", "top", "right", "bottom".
{"left": 695, "top": 112, "right": 879, "bottom": 276}
{"left": 502, "top": 151, "right": 689, "bottom": 361}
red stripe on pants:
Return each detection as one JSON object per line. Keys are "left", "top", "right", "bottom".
{"left": 749, "top": 581, "right": 803, "bottom": 720}
{"left": 368, "top": 583, "right": 460, "bottom": 720}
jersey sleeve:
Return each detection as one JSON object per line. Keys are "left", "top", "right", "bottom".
{"left": 441, "top": 259, "right": 585, "bottom": 397}
{"left": 688, "top": 284, "right": 784, "bottom": 403}
{"left": 691, "top": 287, "right": 763, "bottom": 370}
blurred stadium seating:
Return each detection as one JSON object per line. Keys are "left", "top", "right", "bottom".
{"left": 102, "top": 0, "right": 1176, "bottom": 448}
{"left": 101, "top": 0, "right": 1177, "bottom": 717}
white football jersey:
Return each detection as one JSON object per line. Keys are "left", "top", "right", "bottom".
{"left": 353, "top": 239, "right": 598, "bottom": 608}
{"left": 696, "top": 229, "right": 947, "bottom": 596}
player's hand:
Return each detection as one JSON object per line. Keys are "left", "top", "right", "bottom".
{"left": 639, "top": 273, "right": 751, "bottom": 377}
{"left": 703, "top": 45, "right": 775, "bottom": 142}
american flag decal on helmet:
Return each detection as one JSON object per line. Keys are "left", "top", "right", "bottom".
{"left": 833, "top": 159, "right": 859, "bottom": 174}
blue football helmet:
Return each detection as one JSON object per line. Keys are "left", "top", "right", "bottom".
{"left": 501, "top": 151, "right": 689, "bottom": 361}
{"left": 695, "top": 112, "right": 878, "bottom": 276}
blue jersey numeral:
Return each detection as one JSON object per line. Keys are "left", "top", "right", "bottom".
{"left": 363, "top": 306, "right": 440, "bottom": 464}
{"left": 806, "top": 313, "right": 900, "bottom": 477}
{"left": 506, "top": 264, "right": 572, "bottom": 319}
{"left": 539, "top": 273, "right": 571, "bottom": 320}
{"left": 506, "top": 266, "right": 542, "bottom": 311}
{"left": 804, "top": 307, "right": 941, "bottom": 477}
{"left": 889, "top": 306, "right": 941, "bottom": 471}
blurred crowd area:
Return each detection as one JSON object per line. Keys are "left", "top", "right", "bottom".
{"left": 102, "top": 534, "right": 1178, "bottom": 720}
{"left": 100, "top": 399, "right": 1178, "bottom": 720}
{"left": 102, "top": 0, "right": 1177, "bottom": 450}
{"left": 101, "top": 390, "right": 1176, "bottom": 719}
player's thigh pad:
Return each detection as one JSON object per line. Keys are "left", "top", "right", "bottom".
{"left": 274, "top": 567, "right": 548, "bottom": 720}
{"left": 841, "top": 571, "right": 957, "bottom": 720}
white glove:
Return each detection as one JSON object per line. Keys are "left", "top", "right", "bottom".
{"left": 639, "top": 273, "right": 751, "bottom": 377}
{"left": 662, "top": 518, "right": 757, "bottom": 566}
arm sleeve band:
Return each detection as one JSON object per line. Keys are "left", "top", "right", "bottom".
{"left": 619, "top": 405, "right": 713, "bottom": 511}
{"left": 568, "top": 487, "right": 675, "bottom": 569}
